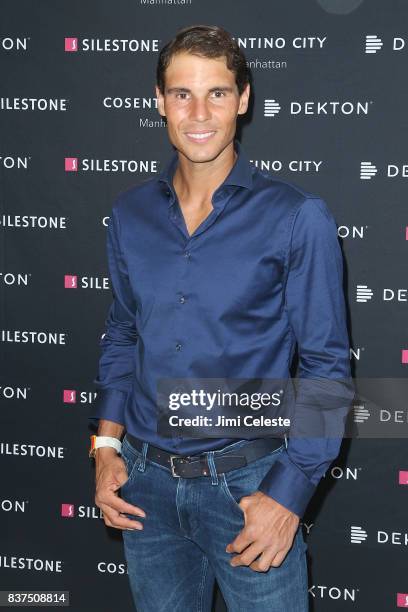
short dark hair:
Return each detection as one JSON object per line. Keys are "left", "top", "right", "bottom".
{"left": 156, "top": 25, "right": 250, "bottom": 96}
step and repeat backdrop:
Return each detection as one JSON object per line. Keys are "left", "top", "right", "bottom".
{"left": 1, "top": 0, "right": 408, "bottom": 610}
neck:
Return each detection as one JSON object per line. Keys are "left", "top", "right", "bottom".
{"left": 172, "top": 141, "right": 237, "bottom": 205}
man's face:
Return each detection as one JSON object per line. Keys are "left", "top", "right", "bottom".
{"left": 155, "top": 51, "right": 250, "bottom": 163}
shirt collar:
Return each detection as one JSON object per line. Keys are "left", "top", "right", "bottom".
{"left": 158, "top": 138, "right": 253, "bottom": 203}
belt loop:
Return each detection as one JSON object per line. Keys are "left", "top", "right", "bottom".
{"left": 284, "top": 433, "right": 288, "bottom": 450}
{"left": 137, "top": 442, "right": 149, "bottom": 472}
{"left": 206, "top": 451, "right": 218, "bottom": 485}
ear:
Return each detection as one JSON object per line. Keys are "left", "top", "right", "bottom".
{"left": 155, "top": 85, "right": 165, "bottom": 118}
{"left": 237, "top": 82, "right": 250, "bottom": 115}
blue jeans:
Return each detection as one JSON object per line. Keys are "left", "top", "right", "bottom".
{"left": 120, "top": 435, "right": 309, "bottom": 612}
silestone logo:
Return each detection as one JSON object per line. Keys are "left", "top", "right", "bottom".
{"left": 61, "top": 504, "right": 103, "bottom": 519}
{"left": 64, "top": 274, "right": 110, "bottom": 290}
{"left": 0, "top": 97, "right": 68, "bottom": 111}
{"left": 64, "top": 37, "right": 159, "bottom": 52}
{"left": 61, "top": 504, "right": 75, "bottom": 518}
{"left": 398, "top": 470, "right": 408, "bottom": 485}
{"left": 397, "top": 593, "right": 408, "bottom": 608}
{"left": 63, "top": 389, "right": 97, "bottom": 404}
{"left": 64, "top": 157, "right": 158, "bottom": 173}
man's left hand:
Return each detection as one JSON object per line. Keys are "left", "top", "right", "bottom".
{"left": 225, "top": 491, "right": 300, "bottom": 572}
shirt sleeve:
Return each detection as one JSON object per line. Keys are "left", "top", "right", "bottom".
{"left": 89, "top": 201, "right": 139, "bottom": 427}
{"left": 257, "top": 197, "right": 354, "bottom": 518}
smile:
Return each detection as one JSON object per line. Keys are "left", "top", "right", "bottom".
{"left": 185, "top": 131, "right": 216, "bottom": 142}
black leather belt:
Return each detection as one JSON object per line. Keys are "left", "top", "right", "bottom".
{"left": 124, "top": 433, "right": 285, "bottom": 478}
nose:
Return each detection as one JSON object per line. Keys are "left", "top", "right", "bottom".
{"left": 189, "top": 96, "right": 211, "bottom": 122}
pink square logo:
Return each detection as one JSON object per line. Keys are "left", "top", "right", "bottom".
{"left": 61, "top": 503, "right": 75, "bottom": 518}
{"left": 402, "top": 350, "right": 408, "bottom": 364}
{"left": 65, "top": 38, "right": 78, "bottom": 52}
{"left": 63, "top": 390, "right": 76, "bottom": 403}
{"left": 397, "top": 593, "right": 408, "bottom": 607}
{"left": 65, "top": 158, "right": 78, "bottom": 172}
{"left": 65, "top": 275, "right": 77, "bottom": 289}
{"left": 399, "top": 470, "right": 408, "bottom": 485}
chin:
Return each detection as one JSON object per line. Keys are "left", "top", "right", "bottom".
{"left": 179, "top": 142, "right": 226, "bottom": 163}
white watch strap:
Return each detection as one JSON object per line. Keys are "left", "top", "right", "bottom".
{"left": 94, "top": 436, "right": 122, "bottom": 454}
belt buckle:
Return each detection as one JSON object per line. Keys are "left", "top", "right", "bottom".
{"left": 169, "top": 455, "right": 191, "bottom": 477}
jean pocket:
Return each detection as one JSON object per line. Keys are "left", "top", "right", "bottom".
{"left": 221, "top": 473, "right": 245, "bottom": 517}
{"left": 220, "top": 446, "right": 284, "bottom": 517}
{"left": 120, "top": 439, "right": 142, "bottom": 489}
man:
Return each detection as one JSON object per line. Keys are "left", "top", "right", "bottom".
{"left": 89, "top": 24, "right": 353, "bottom": 612}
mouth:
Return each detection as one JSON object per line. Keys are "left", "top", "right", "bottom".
{"left": 185, "top": 131, "right": 216, "bottom": 143}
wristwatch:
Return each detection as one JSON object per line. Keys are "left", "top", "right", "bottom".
{"left": 89, "top": 434, "right": 122, "bottom": 458}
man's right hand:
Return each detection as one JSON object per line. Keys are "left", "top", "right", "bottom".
{"left": 94, "top": 447, "right": 146, "bottom": 531}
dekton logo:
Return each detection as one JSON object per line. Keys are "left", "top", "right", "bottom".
{"left": 360, "top": 161, "right": 408, "bottom": 179}
{"left": 0, "top": 156, "right": 30, "bottom": 169}
{"left": 337, "top": 225, "right": 368, "bottom": 239}
{"left": 365, "top": 35, "right": 383, "bottom": 53}
{"left": 0, "top": 385, "right": 29, "bottom": 400}
{"left": 350, "top": 525, "right": 367, "bottom": 543}
{"left": 0, "top": 273, "right": 30, "bottom": 286}
{"left": 0, "top": 498, "right": 28, "bottom": 513}
{"left": 309, "top": 584, "right": 358, "bottom": 601}
{"left": 356, "top": 285, "right": 373, "bottom": 302}
{"left": 356, "top": 285, "right": 408, "bottom": 304}
{"left": 365, "top": 35, "right": 408, "bottom": 53}
{"left": 0, "top": 37, "right": 29, "bottom": 51}
{"left": 264, "top": 99, "right": 372, "bottom": 117}
{"left": 64, "top": 37, "right": 159, "bottom": 53}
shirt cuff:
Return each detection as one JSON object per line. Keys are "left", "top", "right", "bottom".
{"left": 257, "top": 451, "right": 317, "bottom": 518}
{"left": 88, "top": 388, "right": 127, "bottom": 427}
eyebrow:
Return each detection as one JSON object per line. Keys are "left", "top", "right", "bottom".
{"left": 165, "top": 86, "right": 234, "bottom": 94}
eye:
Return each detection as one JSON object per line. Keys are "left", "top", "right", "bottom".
{"left": 212, "top": 90, "right": 226, "bottom": 98}
{"left": 175, "top": 92, "right": 189, "bottom": 99}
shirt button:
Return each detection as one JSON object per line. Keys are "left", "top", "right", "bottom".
{"left": 175, "top": 343, "right": 182, "bottom": 351}
{"left": 179, "top": 295, "right": 186, "bottom": 304}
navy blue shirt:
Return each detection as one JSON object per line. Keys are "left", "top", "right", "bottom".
{"left": 89, "top": 138, "right": 353, "bottom": 518}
